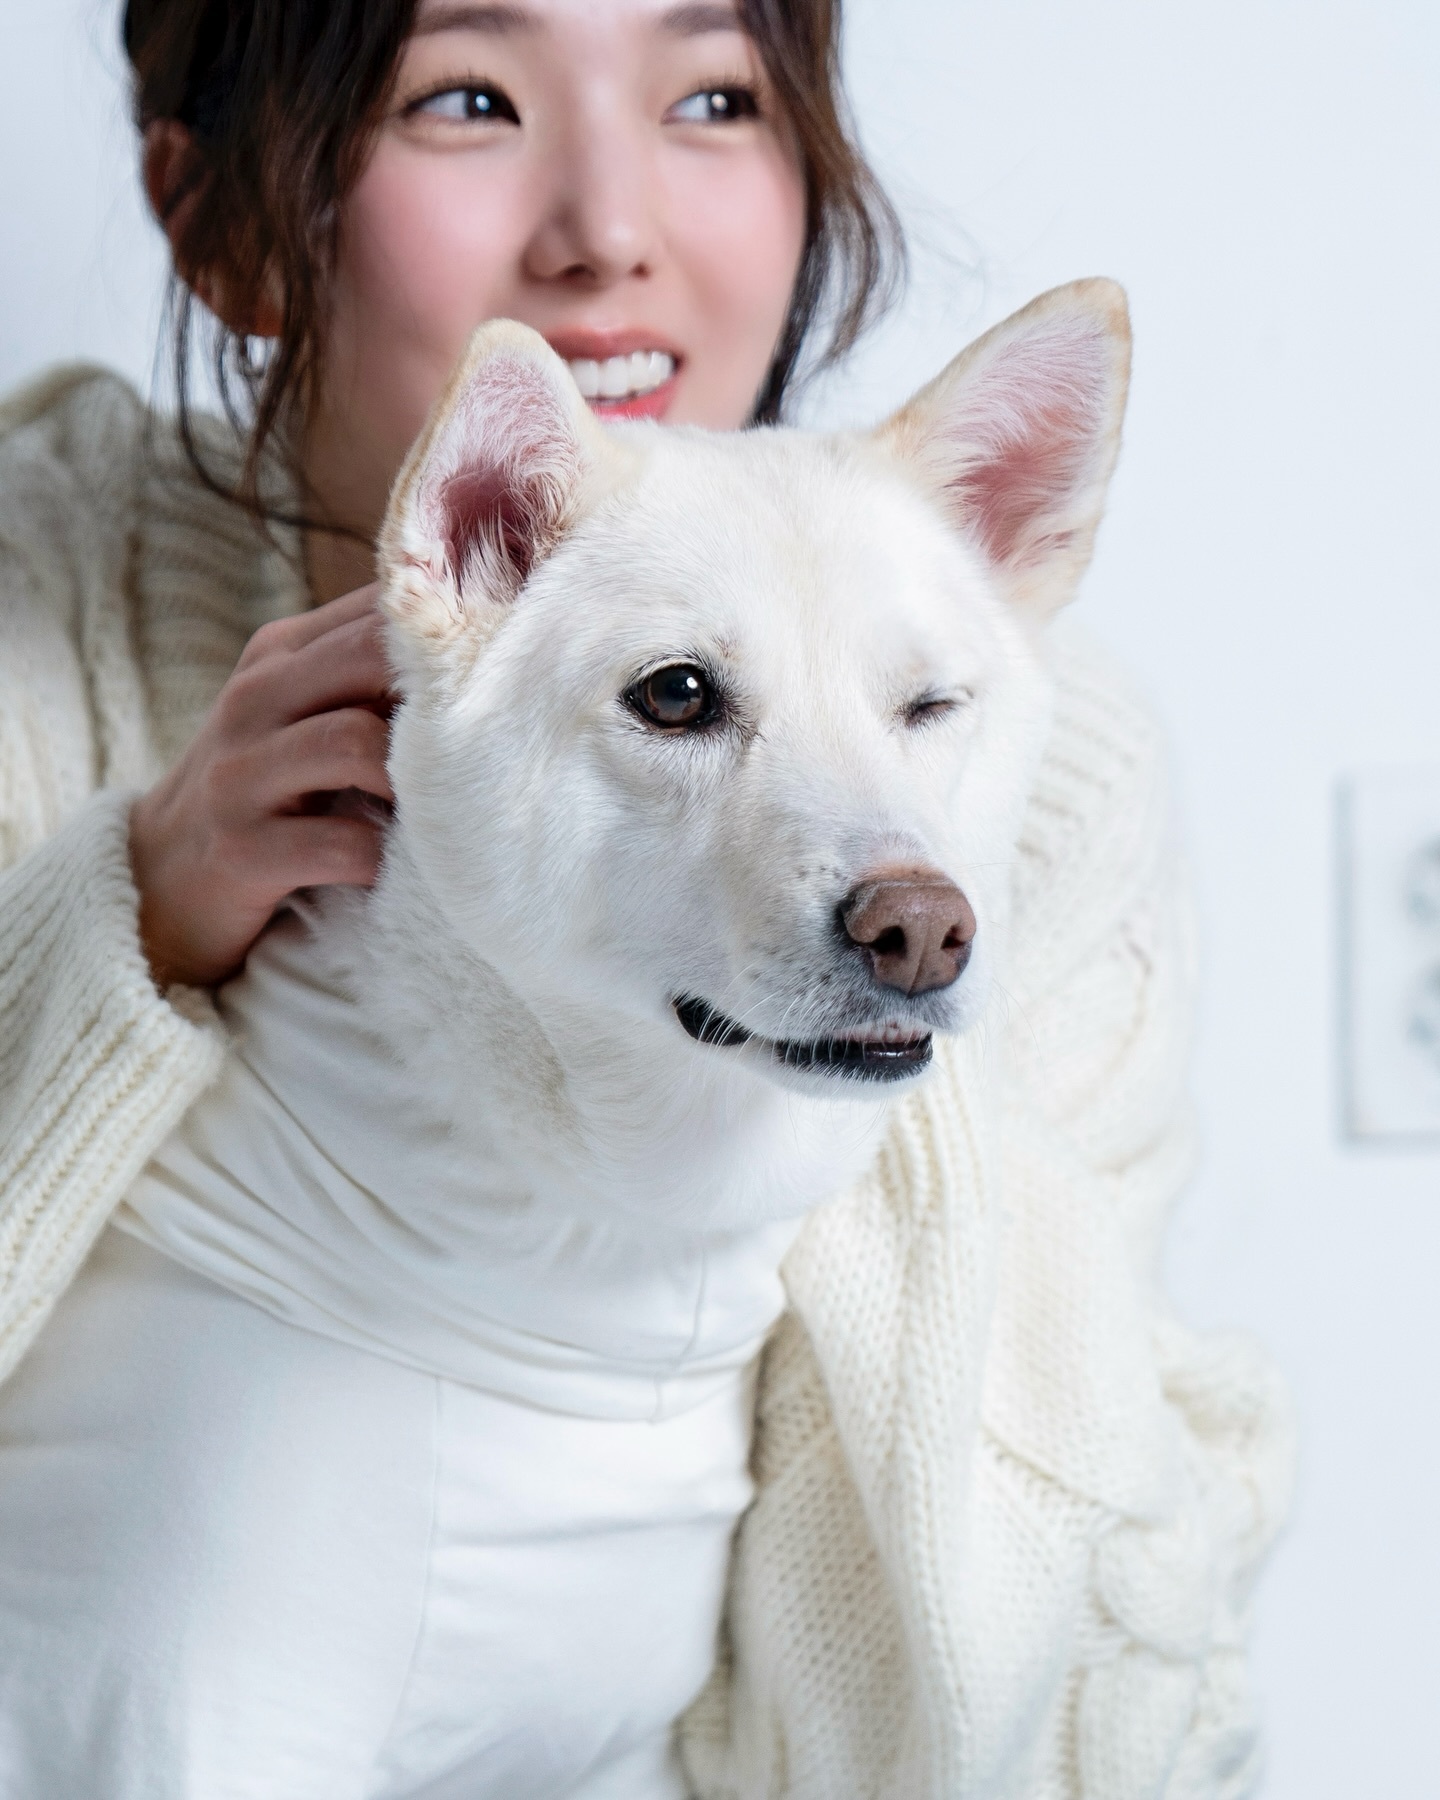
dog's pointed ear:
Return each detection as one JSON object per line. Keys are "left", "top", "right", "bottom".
{"left": 875, "top": 279, "right": 1131, "bottom": 618}
{"left": 378, "top": 319, "right": 609, "bottom": 674}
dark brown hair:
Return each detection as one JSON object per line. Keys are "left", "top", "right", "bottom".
{"left": 123, "top": 0, "right": 904, "bottom": 522}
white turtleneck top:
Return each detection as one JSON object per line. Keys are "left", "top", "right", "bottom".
{"left": 120, "top": 899, "right": 802, "bottom": 1421}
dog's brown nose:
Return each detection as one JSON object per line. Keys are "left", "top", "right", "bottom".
{"left": 841, "top": 867, "right": 976, "bottom": 996}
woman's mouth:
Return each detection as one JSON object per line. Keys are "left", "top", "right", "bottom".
{"left": 565, "top": 350, "right": 678, "bottom": 420}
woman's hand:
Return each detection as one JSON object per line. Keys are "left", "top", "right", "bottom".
{"left": 129, "top": 584, "right": 396, "bottom": 989}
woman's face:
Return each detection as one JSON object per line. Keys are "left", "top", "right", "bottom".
{"left": 307, "top": 0, "right": 808, "bottom": 542}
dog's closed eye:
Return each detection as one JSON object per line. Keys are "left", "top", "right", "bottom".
{"left": 900, "top": 689, "right": 972, "bottom": 730}
{"left": 624, "top": 663, "right": 724, "bottom": 732}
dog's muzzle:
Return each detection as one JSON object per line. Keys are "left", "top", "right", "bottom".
{"left": 673, "top": 865, "right": 975, "bottom": 1082}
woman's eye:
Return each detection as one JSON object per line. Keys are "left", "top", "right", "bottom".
{"left": 413, "top": 85, "right": 520, "bottom": 125}
{"left": 666, "top": 86, "right": 760, "bottom": 125}
{"left": 627, "top": 664, "right": 720, "bottom": 730}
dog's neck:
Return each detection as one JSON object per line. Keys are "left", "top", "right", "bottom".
{"left": 345, "top": 829, "right": 896, "bottom": 1237}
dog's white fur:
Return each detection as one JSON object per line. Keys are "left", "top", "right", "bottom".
{"left": 340, "top": 278, "right": 1132, "bottom": 1236}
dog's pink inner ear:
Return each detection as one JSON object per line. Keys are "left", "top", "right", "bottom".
{"left": 418, "top": 356, "right": 582, "bottom": 598}
{"left": 940, "top": 322, "right": 1112, "bottom": 570}
{"left": 440, "top": 463, "right": 549, "bottom": 588}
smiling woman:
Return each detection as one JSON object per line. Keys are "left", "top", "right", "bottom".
{"left": 0, "top": 0, "right": 1291, "bottom": 1794}
{"left": 127, "top": 0, "right": 900, "bottom": 560}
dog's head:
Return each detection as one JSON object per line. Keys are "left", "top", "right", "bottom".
{"left": 376, "top": 282, "right": 1130, "bottom": 1101}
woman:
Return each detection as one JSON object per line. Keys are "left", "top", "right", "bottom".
{"left": 0, "top": 0, "right": 1290, "bottom": 1794}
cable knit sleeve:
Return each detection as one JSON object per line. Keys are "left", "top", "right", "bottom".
{"left": 0, "top": 370, "right": 227, "bottom": 1382}
{"left": 989, "top": 628, "right": 1295, "bottom": 1800}
{"left": 682, "top": 627, "right": 1293, "bottom": 1800}
{"left": 0, "top": 795, "right": 225, "bottom": 1381}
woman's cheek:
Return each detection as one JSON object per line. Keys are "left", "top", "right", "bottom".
{"left": 663, "top": 148, "right": 806, "bottom": 426}
{"left": 329, "top": 148, "right": 531, "bottom": 435}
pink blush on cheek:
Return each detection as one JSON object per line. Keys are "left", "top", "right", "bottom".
{"left": 327, "top": 148, "right": 532, "bottom": 429}
{"left": 652, "top": 156, "right": 806, "bottom": 428}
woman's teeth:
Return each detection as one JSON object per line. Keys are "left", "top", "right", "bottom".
{"left": 567, "top": 350, "right": 676, "bottom": 402}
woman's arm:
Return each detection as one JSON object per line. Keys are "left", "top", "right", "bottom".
{"left": 0, "top": 520, "right": 228, "bottom": 1381}
{"left": 0, "top": 793, "right": 226, "bottom": 1380}
{"left": 0, "top": 369, "right": 394, "bottom": 1382}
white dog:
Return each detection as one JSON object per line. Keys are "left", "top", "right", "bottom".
{"left": 0, "top": 281, "right": 1130, "bottom": 1799}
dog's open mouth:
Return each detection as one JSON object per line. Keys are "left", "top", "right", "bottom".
{"left": 674, "top": 996, "right": 932, "bottom": 1082}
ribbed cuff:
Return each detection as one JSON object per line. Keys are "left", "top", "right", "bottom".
{"left": 0, "top": 789, "right": 226, "bottom": 1379}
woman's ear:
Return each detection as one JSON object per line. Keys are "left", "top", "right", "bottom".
{"left": 874, "top": 278, "right": 1132, "bottom": 618}
{"left": 141, "top": 120, "right": 284, "bottom": 340}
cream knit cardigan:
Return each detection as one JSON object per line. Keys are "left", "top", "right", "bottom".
{"left": 0, "top": 366, "right": 1292, "bottom": 1800}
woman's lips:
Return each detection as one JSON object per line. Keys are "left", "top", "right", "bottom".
{"left": 588, "top": 371, "right": 679, "bottom": 421}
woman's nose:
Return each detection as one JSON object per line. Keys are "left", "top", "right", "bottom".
{"left": 522, "top": 119, "right": 660, "bottom": 288}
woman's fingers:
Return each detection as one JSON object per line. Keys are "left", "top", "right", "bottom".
{"left": 280, "top": 614, "right": 398, "bottom": 725}
{"left": 130, "top": 583, "right": 400, "bottom": 989}
{"left": 133, "top": 787, "right": 387, "bottom": 988}
{"left": 249, "top": 708, "right": 395, "bottom": 814}
{"left": 225, "top": 612, "right": 397, "bottom": 736}
{"left": 236, "top": 582, "right": 381, "bottom": 664}
{"left": 263, "top": 814, "right": 387, "bottom": 893}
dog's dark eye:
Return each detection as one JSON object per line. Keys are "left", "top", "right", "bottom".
{"left": 627, "top": 663, "right": 718, "bottom": 730}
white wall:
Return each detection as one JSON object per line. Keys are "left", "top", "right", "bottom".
{"left": 0, "top": 1, "right": 168, "bottom": 391}
{"left": 2, "top": 1, "right": 1437, "bottom": 1793}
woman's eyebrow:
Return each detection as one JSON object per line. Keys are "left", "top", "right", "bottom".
{"left": 413, "top": 4, "right": 534, "bottom": 35}
{"left": 411, "top": 2, "right": 743, "bottom": 39}
{"left": 657, "top": 3, "right": 744, "bottom": 33}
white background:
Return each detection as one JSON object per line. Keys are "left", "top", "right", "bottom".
{"left": 2, "top": 1, "right": 1438, "bottom": 1793}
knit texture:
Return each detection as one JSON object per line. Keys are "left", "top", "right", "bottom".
{"left": 677, "top": 642, "right": 1293, "bottom": 1799}
{"left": 0, "top": 790, "right": 226, "bottom": 1382}
{"left": 0, "top": 367, "right": 1292, "bottom": 1799}
{"left": 0, "top": 364, "right": 302, "bottom": 1372}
